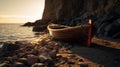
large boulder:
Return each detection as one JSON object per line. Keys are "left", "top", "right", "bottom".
{"left": 1, "top": 42, "right": 20, "bottom": 51}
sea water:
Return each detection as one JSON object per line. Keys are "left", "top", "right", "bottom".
{"left": 0, "top": 23, "right": 41, "bottom": 42}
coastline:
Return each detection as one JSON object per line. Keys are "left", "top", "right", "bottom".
{"left": 0, "top": 0, "right": 120, "bottom": 66}
{"left": 0, "top": 33, "right": 120, "bottom": 67}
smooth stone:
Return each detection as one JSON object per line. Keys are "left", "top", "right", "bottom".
{"left": 27, "top": 54, "right": 38, "bottom": 65}
{"left": 18, "top": 58, "right": 28, "bottom": 65}
{"left": 31, "top": 63, "right": 45, "bottom": 67}
{"left": 14, "top": 62, "right": 25, "bottom": 67}
{"left": 38, "top": 54, "right": 52, "bottom": 63}
{"left": 77, "top": 58, "right": 84, "bottom": 62}
{"left": 0, "top": 63, "right": 9, "bottom": 67}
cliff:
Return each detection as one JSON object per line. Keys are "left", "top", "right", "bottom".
{"left": 42, "top": 0, "right": 120, "bottom": 20}
{"left": 33, "top": 0, "right": 120, "bottom": 40}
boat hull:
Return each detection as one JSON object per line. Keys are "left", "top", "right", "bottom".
{"left": 47, "top": 24, "right": 90, "bottom": 45}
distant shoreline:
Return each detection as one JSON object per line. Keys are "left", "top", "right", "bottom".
{"left": 0, "top": 23, "right": 24, "bottom": 24}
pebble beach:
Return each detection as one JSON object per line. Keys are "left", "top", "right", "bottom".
{"left": 0, "top": 33, "right": 120, "bottom": 67}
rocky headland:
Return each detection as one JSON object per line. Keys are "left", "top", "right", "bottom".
{"left": 23, "top": 0, "right": 120, "bottom": 41}
{"left": 4, "top": 0, "right": 120, "bottom": 67}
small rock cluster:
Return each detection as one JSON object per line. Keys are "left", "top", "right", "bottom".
{"left": 0, "top": 34, "right": 101, "bottom": 67}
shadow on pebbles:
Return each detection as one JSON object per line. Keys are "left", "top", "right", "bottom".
{"left": 0, "top": 34, "right": 105, "bottom": 67}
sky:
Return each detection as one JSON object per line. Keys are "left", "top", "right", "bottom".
{"left": 0, "top": 0, "right": 45, "bottom": 23}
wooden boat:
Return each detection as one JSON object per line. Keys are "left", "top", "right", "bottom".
{"left": 47, "top": 24, "right": 90, "bottom": 46}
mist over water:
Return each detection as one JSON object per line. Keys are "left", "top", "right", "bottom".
{"left": 0, "top": 23, "right": 40, "bottom": 42}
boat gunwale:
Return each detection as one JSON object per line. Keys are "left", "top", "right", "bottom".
{"left": 47, "top": 24, "right": 90, "bottom": 31}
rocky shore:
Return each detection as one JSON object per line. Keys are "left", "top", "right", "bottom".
{"left": 0, "top": 33, "right": 120, "bottom": 67}
{"left": 23, "top": 0, "right": 120, "bottom": 41}
{"left": 0, "top": 34, "right": 104, "bottom": 67}
{"left": 18, "top": 0, "right": 120, "bottom": 67}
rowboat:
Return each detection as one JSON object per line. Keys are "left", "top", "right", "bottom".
{"left": 47, "top": 24, "right": 90, "bottom": 46}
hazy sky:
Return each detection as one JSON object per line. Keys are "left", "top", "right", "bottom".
{"left": 0, "top": 0, "right": 45, "bottom": 23}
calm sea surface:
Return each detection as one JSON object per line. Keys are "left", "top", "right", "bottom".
{"left": 0, "top": 23, "right": 40, "bottom": 42}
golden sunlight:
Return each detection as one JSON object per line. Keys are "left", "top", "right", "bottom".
{"left": 0, "top": 15, "right": 40, "bottom": 23}
{"left": 0, "top": 0, "right": 45, "bottom": 23}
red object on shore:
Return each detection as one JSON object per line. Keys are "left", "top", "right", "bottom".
{"left": 88, "top": 19, "right": 92, "bottom": 47}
